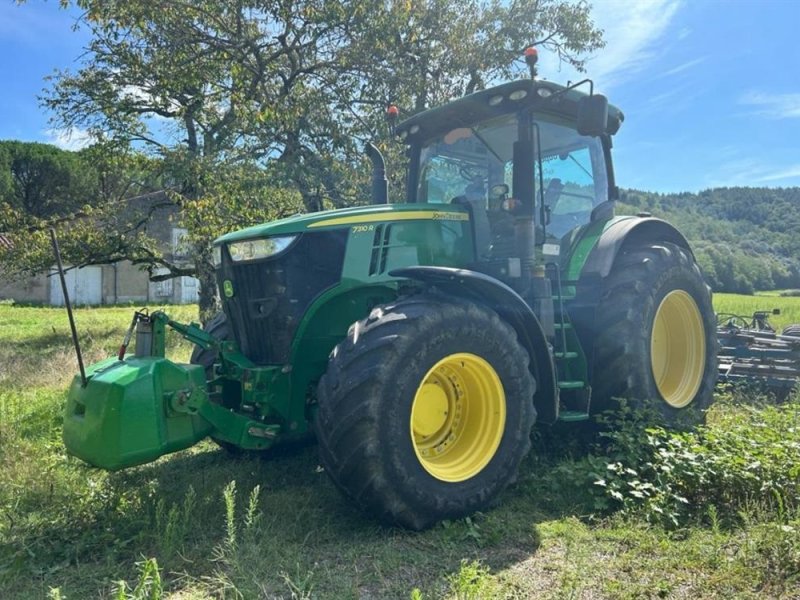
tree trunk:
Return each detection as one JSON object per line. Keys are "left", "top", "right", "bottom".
{"left": 194, "top": 243, "right": 221, "bottom": 324}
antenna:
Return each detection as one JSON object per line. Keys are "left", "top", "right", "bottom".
{"left": 49, "top": 228, "right": 87, "bottom": 387}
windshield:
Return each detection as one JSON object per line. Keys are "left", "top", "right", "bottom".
{"left": 417, "top": 113, "right": 608, "bottom": 239}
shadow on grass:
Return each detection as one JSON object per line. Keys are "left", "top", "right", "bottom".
{"left": 0, "top": 425, "right": 607, "bottom": 598}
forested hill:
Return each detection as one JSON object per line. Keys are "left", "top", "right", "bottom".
{"left": 617, "top": 187, "right": 800, "bottom": 294}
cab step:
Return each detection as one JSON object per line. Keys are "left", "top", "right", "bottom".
{"left": 554, "top": 351, "right": 578, "bottom": 359}
{"left": 557, "top": 380, "right": 584, "bottom": 390}
{"left": 558, "top": 410, "right": 590, "bottom": 422}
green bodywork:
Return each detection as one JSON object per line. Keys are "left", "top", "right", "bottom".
{"left": 62, "top": 77, "right": 638, "bottom": 469}
{"left": 63, "top": 206, "right": 617, "bottom": 469}
{"left": 63, "top": 355, "right": 212, "bottom": 470}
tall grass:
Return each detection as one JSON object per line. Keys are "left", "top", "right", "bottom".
{"left": 1, "top": 301, "right": 799, "bottom": 598}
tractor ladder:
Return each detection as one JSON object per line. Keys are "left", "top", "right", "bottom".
{"left": 546, "top": 264, "right": 591, "bottom": 422}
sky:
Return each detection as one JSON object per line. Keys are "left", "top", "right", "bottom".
{"left": 0, "top": 0, "right": 799, "bottom": 193}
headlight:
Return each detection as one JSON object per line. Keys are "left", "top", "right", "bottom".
{"left": 212, "top": 245, "right": 222, "bottom": 267}
{"left": 228, "top": 235, "right": 297, "bottom": 262}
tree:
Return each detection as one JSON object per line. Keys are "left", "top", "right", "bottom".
{"left": 39, "top": 0, "right": 604, "bottom": 319}
{"left": 0, "top": 141, "right": 94, "bottom": 224}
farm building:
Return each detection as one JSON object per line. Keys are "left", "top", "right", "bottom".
{"left": 0, "top": 193, "right": 201, "bottom": 306}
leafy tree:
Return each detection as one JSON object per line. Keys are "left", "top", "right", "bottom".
{"left": 38, "top": 0, "right": 604, "bottom": 319}
{"left": 0, "top": 141, "right": 94, "bottom": 225}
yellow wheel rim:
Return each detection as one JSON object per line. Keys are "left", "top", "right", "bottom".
{"left": 650, "top": 290, "right": 706, "bottom": 408}
{"left": 410, "top": 353, "right": 506, "bottom": 482}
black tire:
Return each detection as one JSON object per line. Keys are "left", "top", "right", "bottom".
{"left": 315, "top": 294, "right": 536, "bottom": 530}
{"left": 592, "top": 242, "right": 717, "bottom": 422}
{"left": 189, "top": 312, "right": 240, "bottom": 453}
{"left": 782, "top": 324, "right": 800, "bottom": 338}
{"left": 190, "top": 311, "right": 230, "bottom": 380}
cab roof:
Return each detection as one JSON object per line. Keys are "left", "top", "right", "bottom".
{"left": 397, "top": 80, "right": 624, "bottom": 145}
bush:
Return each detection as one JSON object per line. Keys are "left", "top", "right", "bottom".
{"left": 592, "top": 395, "right": 800, "bottom": 528}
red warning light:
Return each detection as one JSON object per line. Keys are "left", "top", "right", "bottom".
{"left": 386, "top": 104, "right": 399, "bottom": 118}
{"left": 524, "top": 46, "right": 538, "bottom": 79}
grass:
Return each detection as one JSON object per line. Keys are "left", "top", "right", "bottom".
{"left": 714, "top": 292, "right": 800, "bottom": 331}
{"left": 1, "top": 298, "right": 799, "bottom": 599}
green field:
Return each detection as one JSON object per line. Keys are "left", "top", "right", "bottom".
{"left": 1, "top": 300, "right": 798, "bottom": 599}
{"left": 714, "top": 292, "right": 800, "bottom": 332}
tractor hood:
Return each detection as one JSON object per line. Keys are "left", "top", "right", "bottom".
{"left": 215, "top": 203, "right": 470, "bottom": 244}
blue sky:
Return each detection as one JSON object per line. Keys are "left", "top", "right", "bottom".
{"left": 1, "top": 0, "right": 799, "bottom": 193}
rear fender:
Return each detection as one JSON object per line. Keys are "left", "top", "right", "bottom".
{"left": 390, "top": 266, "right": 558, "bottom": 423}
{"left": 580, "top": 216, "right": 692, "bottom": 279}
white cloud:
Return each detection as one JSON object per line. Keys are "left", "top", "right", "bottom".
{"left": 538, "top": 0, "right": 684, "bottom": 90}
{"left": 44, "top": 127, "right": 94, "bottom": 151}
{"left": 662, "top": 56, "right": 707, "bottom": 77}
{"left": 739, "top": 91, "right": 800, "bottom": 119}
{"left": 704, "top": 156, "right": 800, "bottom": 187}
{"left": 752, "top": 165, "right": 800, "bottom": 183}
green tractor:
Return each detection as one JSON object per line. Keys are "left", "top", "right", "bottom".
{"left": 63, "top": 60, "right": 717, "bottom": 530}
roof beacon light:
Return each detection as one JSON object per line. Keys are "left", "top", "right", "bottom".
{"left": 386, "top": 104, "right": 399, "bottom": 135}
{"left": 524, "top": 46, "right": 538, "bottom": 79}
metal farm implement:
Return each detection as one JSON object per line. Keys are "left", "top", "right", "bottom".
{"left": 717, "top": 310, "right": 800, "bottom": 397}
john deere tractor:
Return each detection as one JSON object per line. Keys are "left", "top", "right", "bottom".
{"left": 63, "top": 60, "right": 717, "bottom": 529}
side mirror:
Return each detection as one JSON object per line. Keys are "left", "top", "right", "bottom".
{"left": 577, "top": 94, "right": 608, "bottom": 137}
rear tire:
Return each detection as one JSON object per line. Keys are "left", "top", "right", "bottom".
{"left": 315, "top": 294, "right": 536, "bottom": 530}
{"left": 592, "top": 242, "right": 717, "bottom": 423}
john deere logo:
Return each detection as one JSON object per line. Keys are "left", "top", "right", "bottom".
{"left": 223, "top": 280, "right": 234, "bottom": 298}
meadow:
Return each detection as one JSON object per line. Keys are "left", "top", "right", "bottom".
{"left": 0, "top": 297, "right": 798, "bottom": 599}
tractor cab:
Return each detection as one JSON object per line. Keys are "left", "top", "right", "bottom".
{"left": 396, "top": 79, "right": 623, "bottom": 267}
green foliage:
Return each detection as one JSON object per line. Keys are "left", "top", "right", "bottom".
{"left": 0, "top": 141, "right": 166, "bottom": 279}
{"left": 0, "top": 140, "right": 94, "bottom": 223}
{"left": 32, "top": 0, "right": 604, "bottom": 316}
{"left": 113, "top": 558, "right": 163, "bottom": 600}
{"left": 593, "top": 394, "right": 800, "bottom": 528}
{"left": 445, "top": 560, "right": 498, "bottom": 600}
{"left": 48, "top": 0, "right": 601, "bottom": 212}
{"left": 4, "top": 303, "right": 800, "bottom": 597}
{"left": 618, "top": 187, "right": 800, "bottom": 293}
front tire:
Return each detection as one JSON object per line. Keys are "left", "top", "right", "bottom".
{"left": 190, "top": 311, "right": 230, "bottom": 380}
{"left": 189, "top": 312, "right": 242, "bottom": 453}
{"left": 592, "top": 242, "right": 717, "bottom": 422}
{"left": 315, "top": 294, "right": 536, "bottom": 530}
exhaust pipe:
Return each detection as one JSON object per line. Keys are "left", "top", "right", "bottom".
{"left": 365, "top": 143, "right": 388, "bottom": 205}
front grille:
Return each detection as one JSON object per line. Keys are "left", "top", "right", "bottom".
{"left": 219, "top": 229, "right": 348, "bottom": 364}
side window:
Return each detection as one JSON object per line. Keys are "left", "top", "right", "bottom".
{"left": 541, "top": 147, "right": 595, "bottom": 214}
{"left": 537, "top": 145, "right": 603, "bottom": 239}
